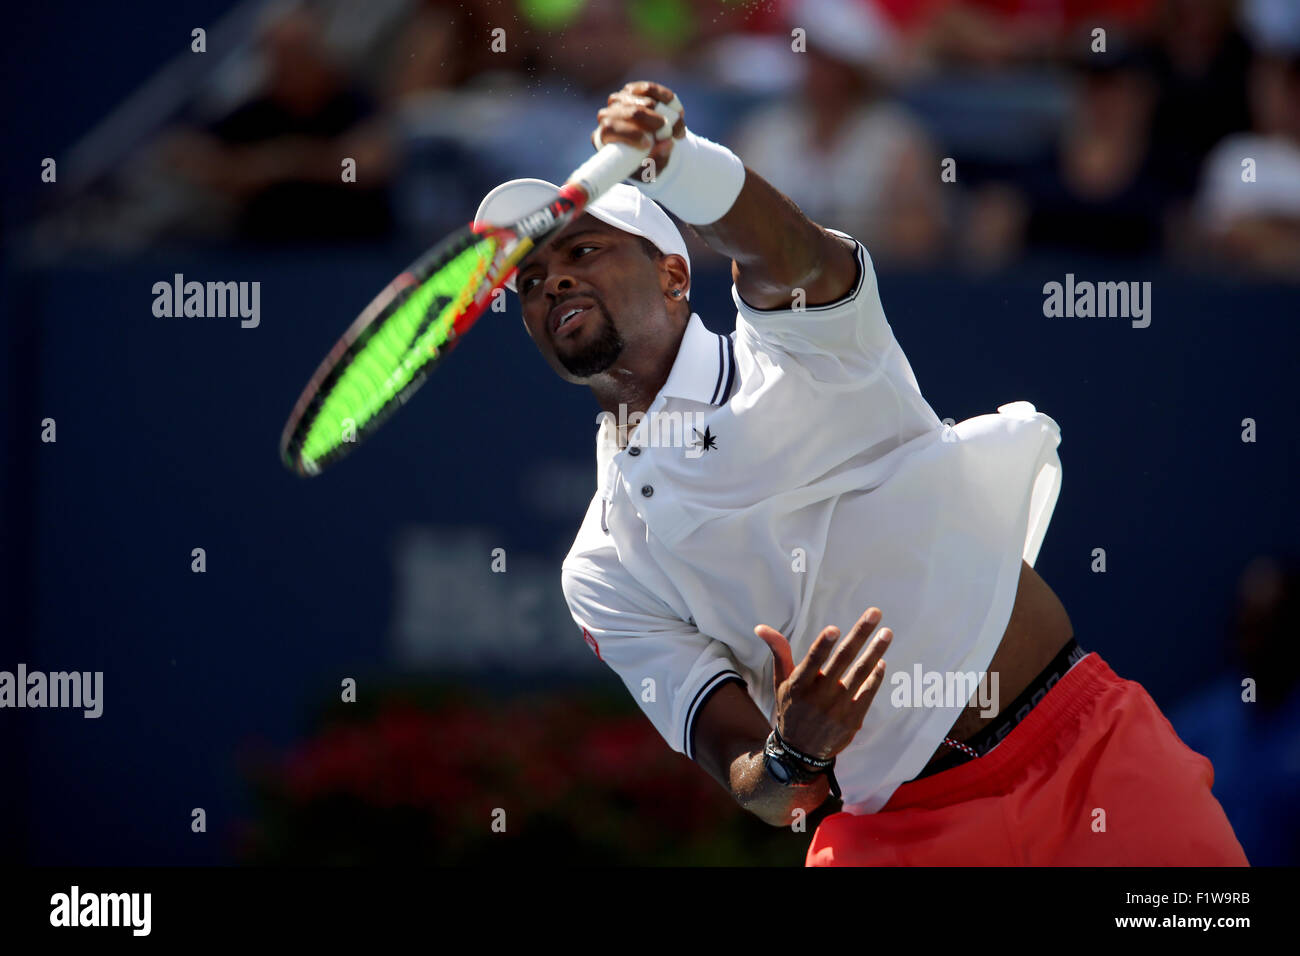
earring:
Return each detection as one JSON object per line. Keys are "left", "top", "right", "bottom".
{"left": 671, "top": 290, "right": 682, "bottom": 297}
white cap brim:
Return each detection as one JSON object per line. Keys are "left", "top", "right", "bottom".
{"left": 474, "top": 179, "right": 691, "bottom": 293}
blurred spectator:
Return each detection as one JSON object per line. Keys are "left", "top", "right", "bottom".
{"left": 382, "top": 0, "right": 736, "bottom": 237}
{"left": 387, "top": 0, "right": 529, "bottom": 102}
{"left": 729, "top": 0, "right": 946, "bottom": 263}
{"left": 875, "top": 0, "right": 1158, "bottom": 70}
{"left": 963, "top": 38, "right": 1167, "bottom": 264}
{"left": 1193, "top": 46, "right": 1300, "bottom": 279}
{"left": 1145, "top": 0, "right": 1252, "bottom": 206}
{"left": 162, "top": 3, "right": 394, "bottom": 241}
{"left": 1168, "top": 556, "right": 1300, "bottom": 866}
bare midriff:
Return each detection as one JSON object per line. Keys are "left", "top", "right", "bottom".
{"left": 916, "top": 560, "right": 1075, "bottom": 777}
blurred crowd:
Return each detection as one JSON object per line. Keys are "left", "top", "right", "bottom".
{"left": 55, "top": 0, "right": 1300, "bottom": 277}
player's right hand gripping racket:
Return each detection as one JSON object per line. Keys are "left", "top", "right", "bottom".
{"left": 279, "top": 96, "right": 683, "bottom": 476}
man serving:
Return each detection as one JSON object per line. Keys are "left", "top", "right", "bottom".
{"left": 474, "top": 81, "right": 1247, "bottom": 866}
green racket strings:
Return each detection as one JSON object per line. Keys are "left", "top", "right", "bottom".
{"left": 295, "top": 235, "right": 498, "bottom": 470}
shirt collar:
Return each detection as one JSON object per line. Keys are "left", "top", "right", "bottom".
{"left": 658, "top": 312, "right": 737, "bottom": 407}
{"left": 595, "top": 312, "right": 735, "bottom": 492}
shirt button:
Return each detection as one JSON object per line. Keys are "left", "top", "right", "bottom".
{"left": 628, "top": 446, "right": 641, "bottom": 456}
{"left": 641, "top": 485, "right": 654, "bottom": 498}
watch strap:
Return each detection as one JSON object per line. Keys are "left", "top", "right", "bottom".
{"left": 763, "top": 730, "right": 842, "bottom": 800}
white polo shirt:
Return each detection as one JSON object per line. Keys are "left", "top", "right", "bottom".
{"left": 561, "top": 229, "right": 1063, "bottom": 813}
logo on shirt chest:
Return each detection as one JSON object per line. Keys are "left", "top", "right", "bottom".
{"left": 688, "top": 426, "right": 718, "bottom": 455}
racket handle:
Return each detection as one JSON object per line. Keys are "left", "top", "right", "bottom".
{"left": 566, "top": 96, "right": 682, "bottom": 204}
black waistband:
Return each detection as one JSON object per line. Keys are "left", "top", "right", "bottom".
{"left": 908, "top": 637, "right": 1087, "bottom": 782}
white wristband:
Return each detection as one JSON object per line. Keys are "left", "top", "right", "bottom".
{"left": 631, "top": 127, "right": 746, "bottom": 225}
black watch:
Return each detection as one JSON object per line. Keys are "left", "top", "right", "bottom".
{"left": 762, "top": 730, "right": 841, "bottom": 799}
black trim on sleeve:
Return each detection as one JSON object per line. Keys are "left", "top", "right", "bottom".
{"left": 685, "top": 671, "right": 747, "bottom": 762}
{"left": 736, "top": 231, "right": 866, "bottom": 315}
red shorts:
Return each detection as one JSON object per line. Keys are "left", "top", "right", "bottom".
{"left": 806, "top": 652, "right": 1249, "bottom": 866}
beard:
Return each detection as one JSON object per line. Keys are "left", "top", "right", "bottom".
{"left": 557, "top": 304, "right": 625, "bottom": 378}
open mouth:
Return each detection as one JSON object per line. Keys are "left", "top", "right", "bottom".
{"left": 553, "top": 304, "right": 591, "bottom": 336}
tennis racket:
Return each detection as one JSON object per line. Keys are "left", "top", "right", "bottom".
{"left": 279, "top": 96, "right": 683, "bottom": 476}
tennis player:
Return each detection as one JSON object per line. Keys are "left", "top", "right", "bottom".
{"left": 475, "top": 81, "right": 1248, "bottom": 866}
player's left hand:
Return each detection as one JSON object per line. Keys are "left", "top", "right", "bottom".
{"left": 592, "top": 81, "right": 686, "bottom": 180}
{"left": 754, "top": 607, "right": 892, "bottom": 764}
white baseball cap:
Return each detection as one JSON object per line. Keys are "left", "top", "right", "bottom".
{"left": 474, "top": 179, "right": 691, "bottom": 293}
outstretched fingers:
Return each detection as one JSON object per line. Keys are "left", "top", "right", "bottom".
{"left": 822, "top": 607, "right": 883, "bottom": 682}
{"left": 842, "top": 626, "right": 891, "bottom": 713}
{"left": 793, "top": 624, "right": 842, "bottom": 684}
